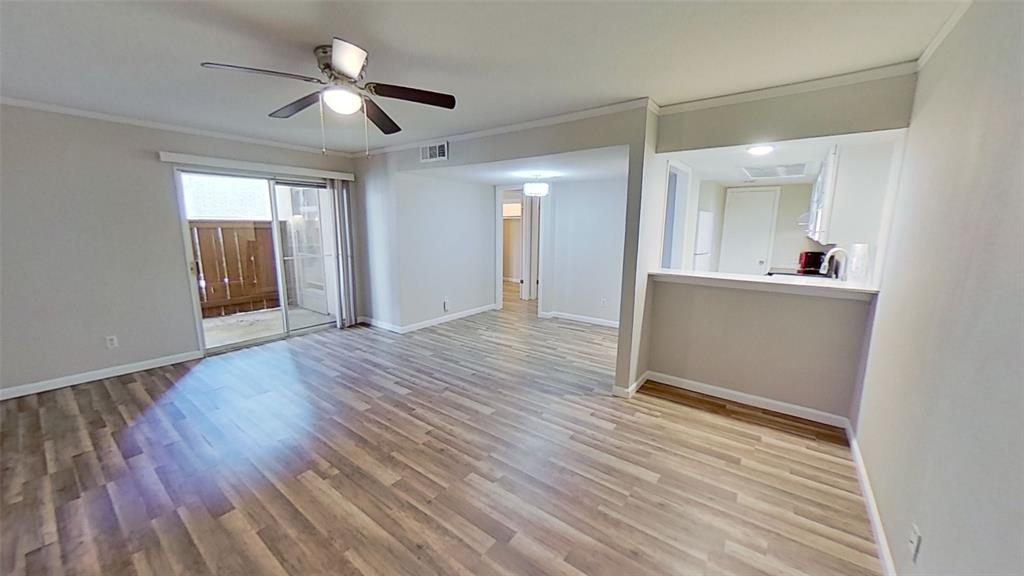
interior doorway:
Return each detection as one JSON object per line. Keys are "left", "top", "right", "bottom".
{"left": 501, "top": 189, "right": 523, "bottom": 300}
{"left": 499, "top": 188, "right": 543, "bottom": 305}
{"left": 178, "top": 171, "right": 341, "bottom": 351}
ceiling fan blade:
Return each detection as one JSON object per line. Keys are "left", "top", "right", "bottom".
{"left": 201, "top": 62, "right": 325, "bottom": 85}
{"left": 363, "top": 98, "right": 401, "bottom": 134}
{"left": 269, "top": 91, "right": 322, "bottom": 118}
{"left": 331, "top": 37, "right": 368, "bottom": 80}
{"left": 365, "top": 82, "right": 456, "bottom": 109}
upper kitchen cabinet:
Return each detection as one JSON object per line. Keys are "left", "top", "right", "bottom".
{"left": 806, "top": 133, "right": 904, "bottom": 249}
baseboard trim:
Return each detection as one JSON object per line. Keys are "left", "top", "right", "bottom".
{"left": 0, "top": 351, "right": 204, "bottom": 401}
{"left": 358, "top": 304, "right": 498, "bottom": 335}
{"left": 357, "top": 315, "right": 403, "bottom": 333}
{"left": 625, "top": 370, "right": 892, "bottom": 574}
{"left": 847, "top": 429, "right": 896, "bottom": 576}
{"left": 538, "top": 310, "right": 619, "bottom": 328}
{"left": 642, "top": 371, "right": 850, "bottom": 429}
{"left": 613, "top": 370, "right": 649, "bottom": 398}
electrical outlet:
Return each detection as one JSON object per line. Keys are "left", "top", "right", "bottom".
{"left": 443, "top": 298, "right": 449, "bottom": 312}
{"left": 105, "top": 335, "right": 119, "bottom": 349}
{"left": 601, "top": 297, "right": 608, "bottom": 306}
{"left": 908, "top": 524, "right": 922, "bottom": 564}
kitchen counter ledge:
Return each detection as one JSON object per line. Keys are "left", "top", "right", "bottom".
{"left": 649, "top": 269, "right": 878, "bottom": 302}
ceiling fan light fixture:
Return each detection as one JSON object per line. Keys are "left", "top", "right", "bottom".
{"left": 523, "top": 182, "right": 549, "bottom": 197}
{"left": 323, "top": 87, "right": 363, "bottom": 115}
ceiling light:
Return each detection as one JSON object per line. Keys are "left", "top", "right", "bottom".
{"left": 523, "top": 182, "right": 549, "bottom": 197}
{"left": 511, "top": 170, "right": 561, "bottom": 179}
{"left": 747, "top": 145, "right": 774, "bottom": 156}
{"left": 322, "top": 87, "right": 362, "bottom": 115}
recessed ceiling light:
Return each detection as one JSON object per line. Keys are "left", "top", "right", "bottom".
{"left": 747, "top": 145, "right": 774, "bottom": 156}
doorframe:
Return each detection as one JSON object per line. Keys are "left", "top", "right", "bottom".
{"left": 494, "top": 185, "right": 526, "bottom": 309}
{"left": 171, "top": 166, "right": 341, "bottom": 356}
{"left": 720, "top": 186, "right": 781, "bottom": 275}
{"left": 659, "top": 160, "right": 700, "bottom": 270}
{"left": 172, "top": 168, "right": 210, "bottom": 354}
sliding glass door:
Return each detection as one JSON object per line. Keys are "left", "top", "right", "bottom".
{"left": 182, "top": 172, "right": 284, "bottom": 349}
{"left": 273, "top": 183, "right": 339, "bottom": 331}
{"left": 180, "top": 172, "right": 340, "bottom": 351}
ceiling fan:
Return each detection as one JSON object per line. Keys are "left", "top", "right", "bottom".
{"left": 201, "top": 37, "right": 456, "bottom": 136}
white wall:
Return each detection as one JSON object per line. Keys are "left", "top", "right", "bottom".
{"left": 0, "top": 104, "right": 353, "bottom": 391}
{"left": 395, "top": 172, "right": 495, "bottom": 326}
{"left": 503, "top": 218, "right": 522, "bottom": 281}
{"left": 539, "top": 179, "right": 627, "bottom": 326}
{"left": 696, "top": 180, "right": 726, "bottom": 270}
{"left": 855, "top": 4, "right": 1023, "bottom": 574}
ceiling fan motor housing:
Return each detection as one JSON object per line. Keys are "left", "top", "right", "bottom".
{"left": 314, "top": 45, "right": 335, "bottom": 76}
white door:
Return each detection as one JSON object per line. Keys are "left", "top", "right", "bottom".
{"left": 520, "top": 196, "right": 541, "bottom": 300}
{"left": 718, "top": 187, "right": 779, "bottom": 275}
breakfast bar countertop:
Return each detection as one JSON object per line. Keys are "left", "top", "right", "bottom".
{"left": 649, "top": 269, "right": 879, "bottom": 302}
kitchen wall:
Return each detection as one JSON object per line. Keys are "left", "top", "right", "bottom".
{"left": 539, "top": 178, "right": 628, "bottom": 326}
{"left": 770, "top": 184, "right": 818, "bottom": 270}
{"left": 696, "top": 180, "right": 725, "bottom": 270}
{"left": 694, "top": 183, "right": 817, "bottom": 272}
{"left": 854, "top": 3, "right": 1023, "bottom": 574}
{"left": 0, "top": 104, "right": 353, "bottom": 392}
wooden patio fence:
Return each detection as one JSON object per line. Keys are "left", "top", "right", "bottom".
{"left": 189, "top": 220, "right": 280, "bottom": 318}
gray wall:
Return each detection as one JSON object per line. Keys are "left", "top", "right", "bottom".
{"left": 855, "top": 3, "right": 1023, "bottom": 574}
{"left": 0, "top": 105, "right": 353, "bottom": 390}
{"left": 396, "top": 172, "right": 495, "bottom": 326}
{"left": 353, "top": 105, "right": 651, "bottom": 389}
{"left": 539, "top": 178, "right": 628, "bottom": 325}
{"left": 657, "top": 73, "right": 916, "bottom": 153}
{"left": 647, "top": 281, "right": 871, "bottom": 418}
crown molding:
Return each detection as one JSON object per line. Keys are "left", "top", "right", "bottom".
{"left": 657, "top": 61, "right": 918, "bottom": 116}
{"left": 360, "top": 98, "right": 653, "bottom": 157}
{"left": 917, "top": 1, "right": 971, "bottom": 70}
{"left": 0, "top": 97, "right": 350, "bottom": 157}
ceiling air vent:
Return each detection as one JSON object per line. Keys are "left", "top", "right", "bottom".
{"left": 742, "top": 163, "right": 806, "bottom": 179}
{"left": 419, "top": 141, "right": 449, "bottom": 163}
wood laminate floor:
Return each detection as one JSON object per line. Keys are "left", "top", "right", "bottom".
{"left": 1, "top": 285, "right": 880, "bottom": 575}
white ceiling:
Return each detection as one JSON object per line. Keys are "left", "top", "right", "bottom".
{"left": 668, "top": 129, "right": 905, "bottom": 187}
{"left": 409, "top": 146, "right": 629, "bottom": 186}
{"left": 0, "top": 2, "right": 958, "bottom": 153}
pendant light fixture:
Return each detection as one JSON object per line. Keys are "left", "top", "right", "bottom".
{"left": 523, "top": 181, "right": 549, "bottom": 197}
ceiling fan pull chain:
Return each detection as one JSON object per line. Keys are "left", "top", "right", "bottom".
{"left": 363, "top": 99, "right": 370, "bottom": 157}
{"left": 318, "top": 93, "right": 327, "bottom": 155}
